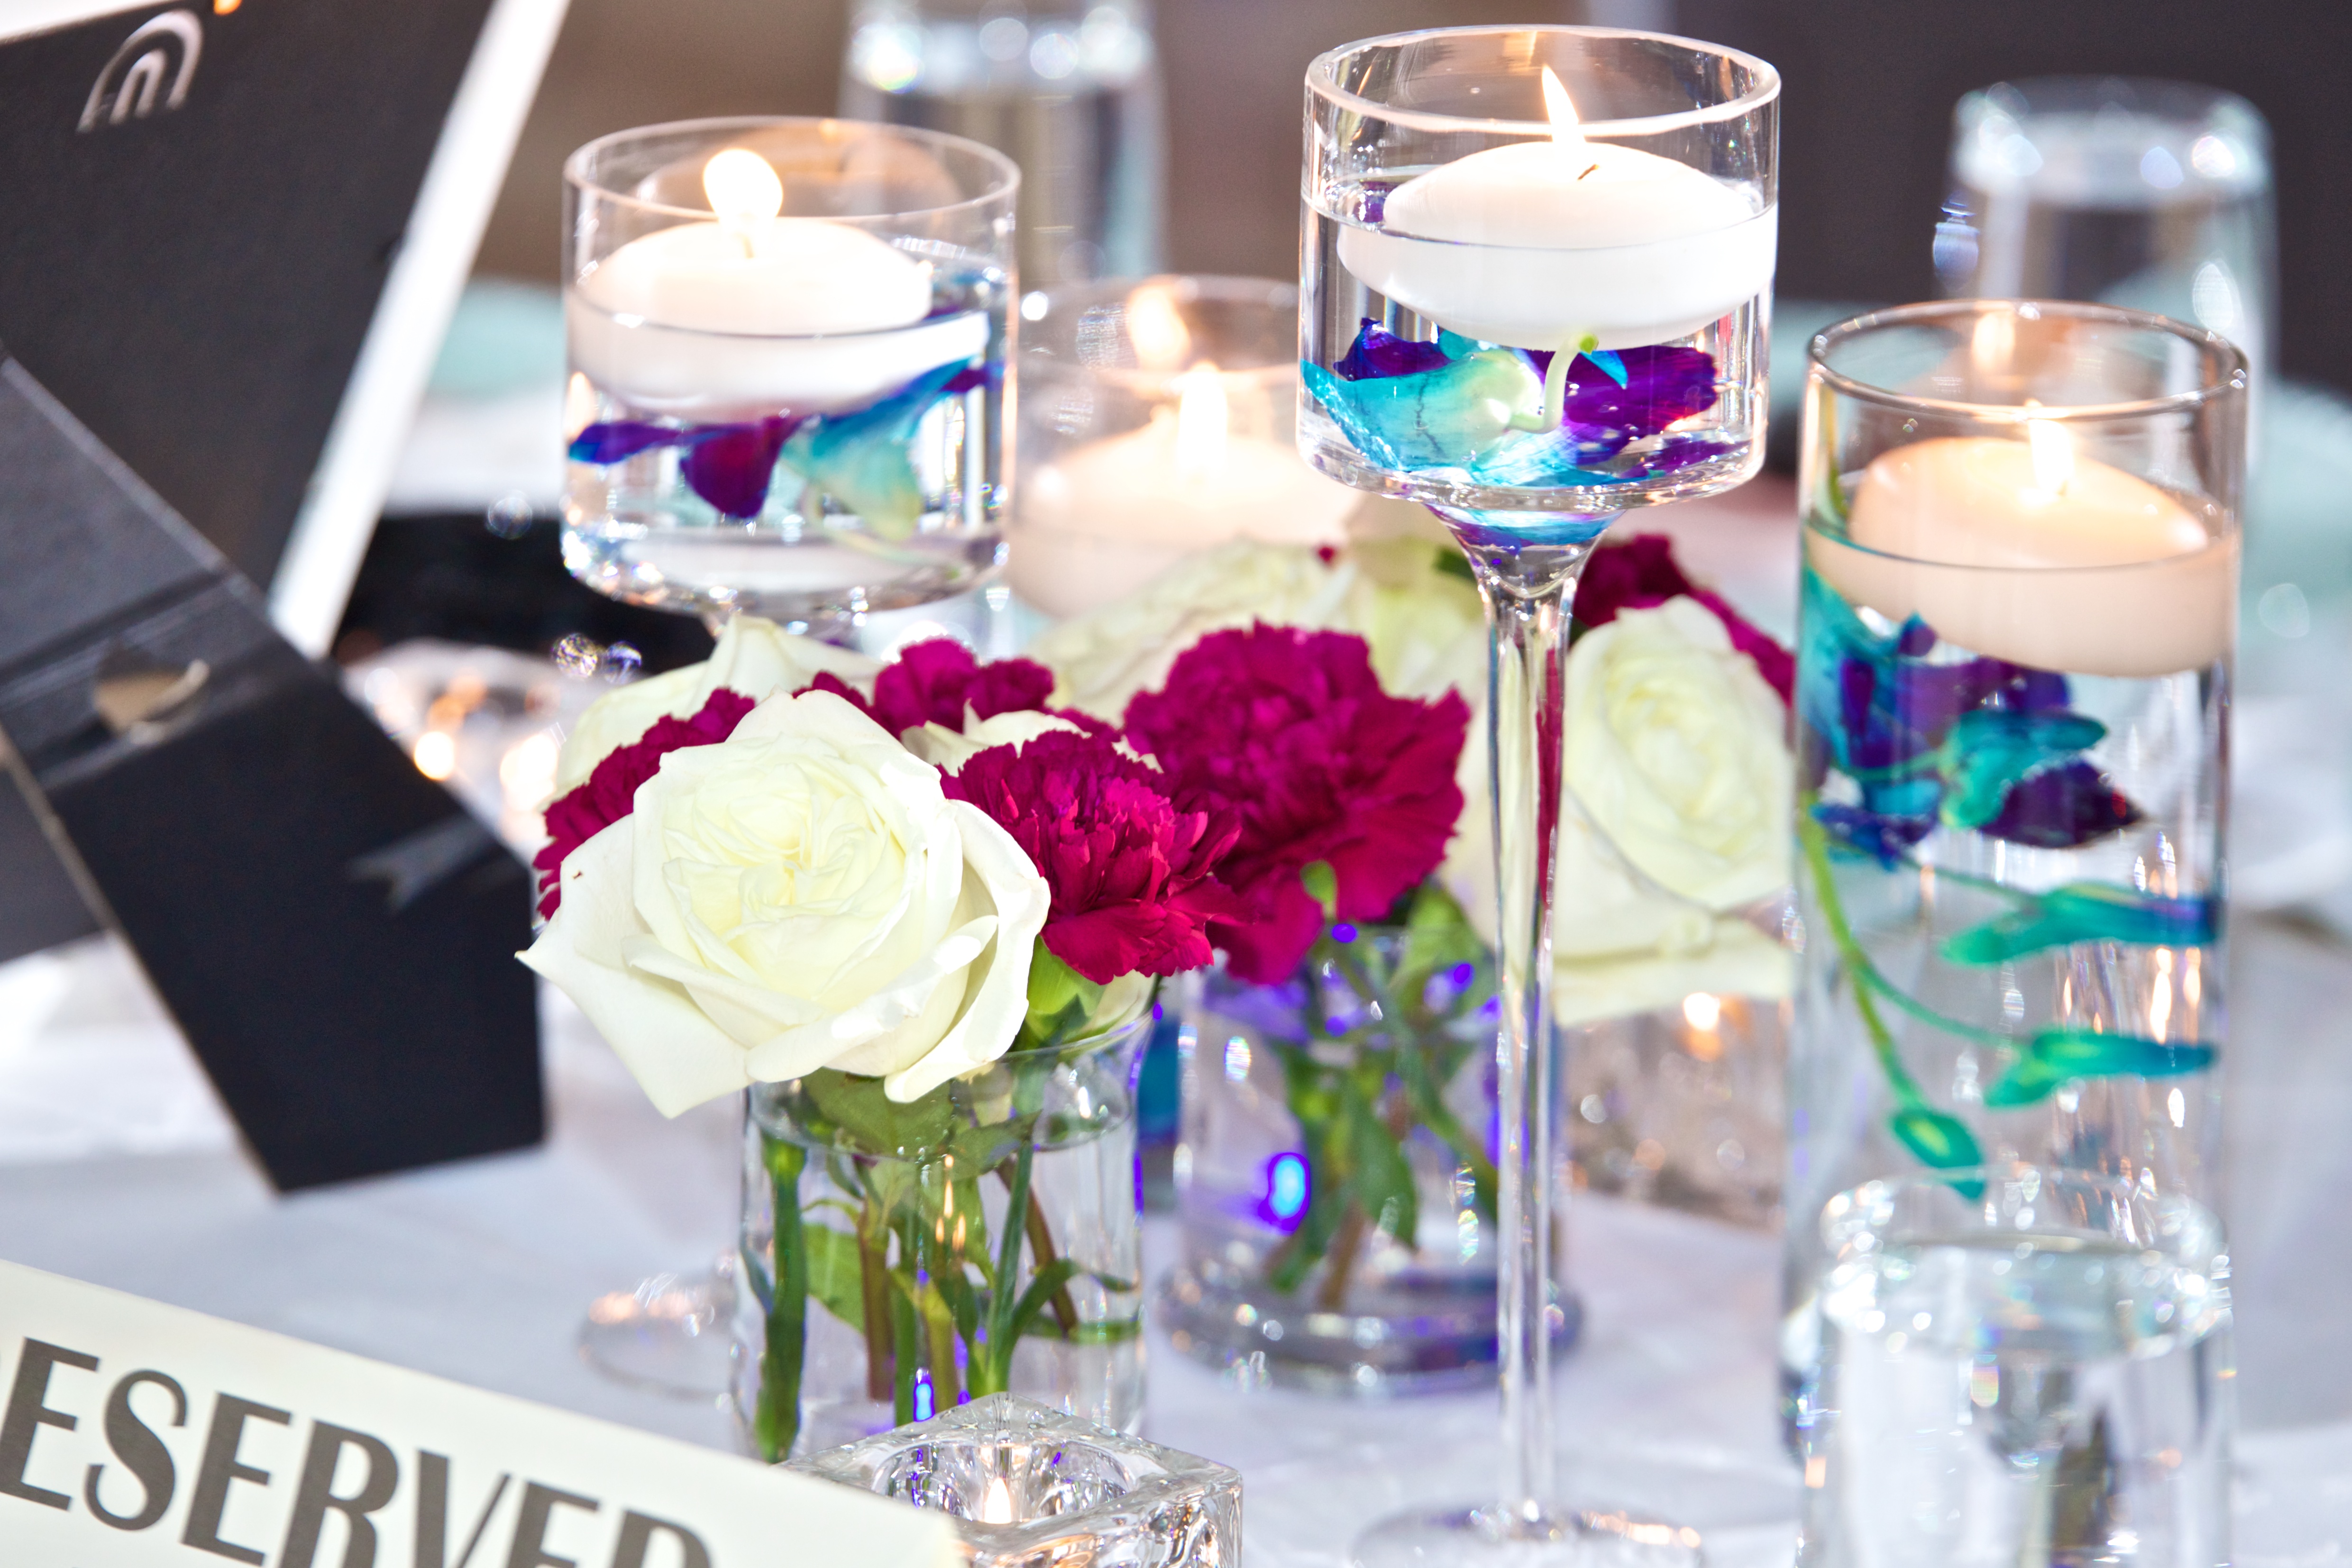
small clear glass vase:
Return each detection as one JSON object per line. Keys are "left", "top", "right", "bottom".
{"left": 731, "top": 1017, "right": 1151, "bottom": 1461}
{"left": 1161, "top": 925, "right": 1580, "bottom": 1393}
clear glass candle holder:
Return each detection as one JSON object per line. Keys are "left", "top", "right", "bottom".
{"left": 1160, "top": 933, "right": 1583, "bottom": 1395}
{"left": 1297, "top": 27, "right": 1777, "bottom": 1568}
{"left": 732, "top": 1019, "right": 1150, "bottom": 1462}
{"left": 1785, "top": 301, "right": 2246, "bottom": 1443}
{"left": 1796, "top": 1168, "right": 2232, "bottom": 1568}
{"left": 561, "top": 117, "right": 1018, "bottom": 633}
{"left": 790, "top": 1393, "right": 1241, "bottom": 1568}
{"left": 1006, "top": 274, "right": 1359, "bottom": 619}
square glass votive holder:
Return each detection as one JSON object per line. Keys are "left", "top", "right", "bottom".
{"left": 787, "top": 1394, "right": 1242, "bottom": 1568}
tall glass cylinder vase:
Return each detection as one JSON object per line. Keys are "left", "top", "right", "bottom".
{"left": 1299, "top": 26, "right": 1778, "bottom": 1566}
{"left": 1785, "top": 301, "right": 2246, "bottom": 1444}
{"left": 732, "top": 1017, "right": 1151, "bottom": 1462}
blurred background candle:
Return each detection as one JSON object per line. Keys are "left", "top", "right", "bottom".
{"left": 1007, "top": 275, "right": 1360, "bottom": 618}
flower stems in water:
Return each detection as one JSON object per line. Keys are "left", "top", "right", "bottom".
{"left": 754, "top": 1135, "right": 808, "bottom": 1464}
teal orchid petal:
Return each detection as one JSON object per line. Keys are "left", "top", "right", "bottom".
{"left": 1935, "top": 708, "right": 2108, "bottom": 829}
{"left": 1300, "top": 351, "right": 1543, "bottom": 471}
{"left": 1942, "top": 883, "right": 2219, "bottom": 966}
{"left": 1889, "top": 1106, "right": 1983, "bottom": 1169}
{"left": 1982, "top": 1027, "right": 2218, "bottom": 1107}
{"left": 780, "top": 361, "right": 969, "bottom": 540}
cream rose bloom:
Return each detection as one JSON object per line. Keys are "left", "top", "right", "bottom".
{"left": 1444, "top": 596, "right": 1793, "bottom": 1024}
{"left": 522, "top": 690, "right": 1049, "bottom": 1114}
{"left": 555, "top": 616, "right": 883, "bottom": 792}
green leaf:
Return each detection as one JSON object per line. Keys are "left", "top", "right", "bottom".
{"left": 2027, "top": 1027, "right": 2216, "bottom": 1079}
{"left": 1981, "top": 1057, "right": 2070, "bottom": 1109}
{"left": 797, "top": 1222, "right": 869, "bottom": 1335}
{"left": 1346, "top": 1091, "right": 1419, "bottom": 1245}
{"left": 1936, "top": 710, "right": 2107, "bottom": 829}
{"left": 1023, "top": 946, "right": 1101, "bottom": 1041}
{"left": 1005, "top": 1257, "right": 1082, "bottom": 1345}
{"left": 1890, "top": 1106, "right": 1983, "bottom": 1169}
{"left": 1942, "top": 884, "right": 2218, "bottom": 966}
{"left": 1300, "top": 860, "right": 1340, "bottom": 921}
{"left": 1980, "top": 1028, "right": 2216, "bottom": 1109}
{"left": 800, "top": 1070, "right": 955, "bottom": 1159}
{"left": 1395, "top": 881, "right": 1487, "bottom": 1008}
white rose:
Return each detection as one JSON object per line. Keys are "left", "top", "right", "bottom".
{"left": 1564, "top": 598, "right": 1789, "bottom": 910}
{"left": 902, "top": 708, "right": 1084, "bottom": 773}
{"left": 554, "top": 617, "right": 882, "bottom": 791}
{"left": 521, "top": 690, "right": 1049, "bottom": 1113}
{"left": 1442, "top": 595, "right": 1792, "bottom": 1021}
{"left": 1028, "top": 537, "right": 1484, "bottom": 719}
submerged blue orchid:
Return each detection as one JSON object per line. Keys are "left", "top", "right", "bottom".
{"left": 1305, "top": 320, "right": 1723, "bottom": 486}
{"left": 567, "top": 356, "right": 990, "bottom": 528}
{"left": 1943, "top": 883, "right": 2218, "bottom": 966}
{"left": 1801, "top": 567, "right": 2141, "bottom": 855}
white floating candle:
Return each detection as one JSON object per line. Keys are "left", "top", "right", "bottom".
{"left": 1009, "top": 362, "right": 1357, "bottom": 617}
{"left": 567, "top": 146, "right": 988, "bottom": 416}
{"left": 1336, "top": 68, "right": 1774, "bottom": 350}
{"left": 1810, "top": 432, "right": 2235, "bottom": 677}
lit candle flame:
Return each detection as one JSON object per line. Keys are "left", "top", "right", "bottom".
{"left": 1125, "top": 283, "right": 1192, "bottom": 372}
{"left": 979, "top": 1477, "right": 1016, "bottom": 1524}
{"left": 1540, "top": 66, "right": 1583, "bottom": 148}
{"left": 2025, "top": 403, "right": 2073, "bottom": 497}
{"left": 1172, "top": 361, "right": 1230, "bottom": 484}
{"left": 703, "top": 148, "right": 783, "bottom": 255}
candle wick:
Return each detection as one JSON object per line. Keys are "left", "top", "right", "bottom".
{"left": 1577, "top": 162, "right": 1599, "bottom": 181}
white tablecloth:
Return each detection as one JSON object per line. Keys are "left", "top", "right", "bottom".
{"left": 0, "top": 925, "right": 2347, "bottom": 1563}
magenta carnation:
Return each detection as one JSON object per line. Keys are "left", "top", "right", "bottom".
{"left": 808, "top": 639, "right": 1057, "bottom": 736}
{"left": 1123, "top": 625, "right": 1471, "bottom": 985}
{"left": 532, "top": 688, "right": 756, "bottom": 917}
{"left": 943, "top": 729, "right": 1241, "bottom": 984}
{"left": 1575, "top": 533, "right": 1794, "bottom": 703}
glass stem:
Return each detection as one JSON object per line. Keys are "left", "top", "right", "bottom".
{"left": 1454, "top": 522, "right": 1602, "bottom": 1524}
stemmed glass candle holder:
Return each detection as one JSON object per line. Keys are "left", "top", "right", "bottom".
{"left": 1785, "top": 301, "right": 2244, "bottom": 1445}
{"left": 561, "top": 117, "right": 1017, "bottom": 635}
{"left": 1299, "top": 26, "right": 1778, "bottom": 1566}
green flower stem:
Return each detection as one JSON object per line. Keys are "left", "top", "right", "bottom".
{"left": 1325, "top": 941, "right": 1501, "bottom": 1219}
{"left": 1798, "top": 809, "right": 1928, "bottom": 1111}
{"left": 855, "top": 1194, "right": 895, "bottom": 1403}
{"left": 1014, "top": 1179, "right": 1079, "bottom": 1338}
{"left": 982, "top": 1140, "right": 1036, "bottom": 1388}
{"left": 890, "top": 1216, "right": 920, "bottom": 1424}
{"left": 754, "top": 1135, "right": 808, "bottom": 1463}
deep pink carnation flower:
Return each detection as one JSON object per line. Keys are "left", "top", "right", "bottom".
{"left": 532, "top": 688, "right": 756, "bottom": 917}
{"left": 1574, "top": 533, "right": 1794, "bottom": 704}
{"left": 1124, "top": 626, "right": 1471, "bottom": 985}
{"left": 808, "top": 639, "right": 1058, "bottom": 736}
{"left": 944, "top": 729, "right": 1241, "bottom": 984}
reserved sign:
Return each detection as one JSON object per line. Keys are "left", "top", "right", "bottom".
{"left": 0, "top": 1260, "right": 958, "bottom": 1567}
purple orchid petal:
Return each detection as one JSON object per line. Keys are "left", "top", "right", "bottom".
{"left": 680, "top": 415, "right": 804, "bottom": 519}
{"left": 1522, "top": 346, "right": 1720, "bottom": 441}
{"left": 1979, "top": 759, "right": 2143, "bottom": 849}
{"left": 942, "top": 361, "right": 996, "bottom": 395}
{"left": 1815, "top": 802, "right": 1935, "bottom": 868}
{"left": 568, "top": 421, "right": 685, "bottom": 465}
{"left": 1335, "top": 319, "right": 1454, "bottom": 381}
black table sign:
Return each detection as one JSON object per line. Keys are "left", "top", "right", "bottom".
{"left": 0, "top": 359, "right": 542, "bottom": 1190}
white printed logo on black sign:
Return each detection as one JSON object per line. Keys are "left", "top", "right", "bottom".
{"left": 79, "top": 10, "right": 203, "bottom": 132}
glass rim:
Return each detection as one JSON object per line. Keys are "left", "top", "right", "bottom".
{"left": 1822, "top": 1164, "right": 2217, "bottom": 1247}
{"left": 1958, "top": 74, "right": 2268, "bottom": 128}
{"left": 1305, "top": 24, "right": 1781, "bottom": 139}
{"left": 1808, "top": 299, "right": 2250, "bottom": 422}
{"left": 563, "top": 114, "right": 1022, "bottom": 225}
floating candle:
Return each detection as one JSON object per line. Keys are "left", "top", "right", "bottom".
{"left": 1009, "top": 362, "right": 1356, "bottom": 617}
{"left": 1336, "top": 68, "right": 1773, "bottom": 350}
{"left": 567, "top": 146, "right": 988, "bottom": 415}
{"left": 1810, "top": 432, "right": 2235, "bottom": 677}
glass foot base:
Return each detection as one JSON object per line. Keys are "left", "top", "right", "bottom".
{"left": 1349, "top": 1503, "right": 1704, "bottom": 1568}
{"left": 1159, "top": 1264, "right": 1583, "bottom": 1396}
{"left": 578, "top": 1260, "right": 732, "bottom": 1398}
